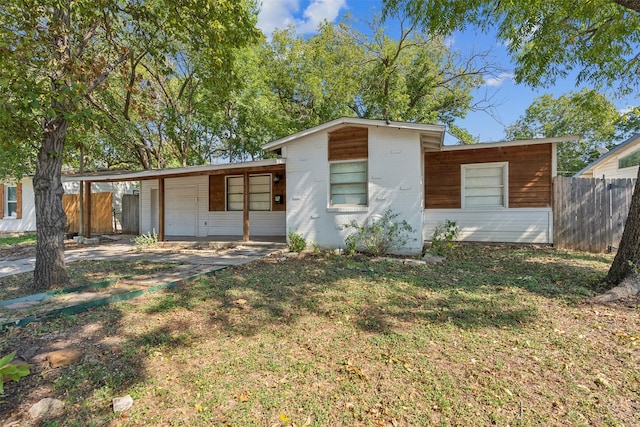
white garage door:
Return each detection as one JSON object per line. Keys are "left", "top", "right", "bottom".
{"left": 166, "top": 186, "right": 197, "bottom": 236}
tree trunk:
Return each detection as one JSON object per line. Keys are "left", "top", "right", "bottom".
{"left": 606, "top": 165, "right": 640, "bottom": 284}
{"left": 33, "top": 115, "right": 70, "bottom": 291}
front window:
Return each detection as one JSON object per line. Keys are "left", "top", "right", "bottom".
{"left": 330, "top": 161, "right": 367, "bottom": 206}
{"left": 5, "top": 185, "right": 17, "bottom": 217}
{"left": 226, "top": 174, "right": 271, "bottom": 211}
{"left": 462, "top": 162, "right": 508, "bottom": 208}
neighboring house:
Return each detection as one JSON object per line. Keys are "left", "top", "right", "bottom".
{"left": 0, "top": 177, "right": 35, "bottom": 233}
{"left": 64, "top": 118, "right": 564, "bottom": 254}
{"left": 0, "top": 175, "right": 135, "bottom": 234}
{"left": 576, "top": 134, "right": 640, "bottom": 179}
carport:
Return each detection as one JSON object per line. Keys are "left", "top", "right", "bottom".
{"left": 68, "top": 159, "right": 286, "bottom": 242}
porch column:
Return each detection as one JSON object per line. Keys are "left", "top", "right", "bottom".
{"left": 158, "top": 178, "right": 165, "bottom": 241}
{"left": 243, "top": 172, "right": 249, "bottom": 241}
{"left": 85, "top": 181, "right": 92, "bottom": 238}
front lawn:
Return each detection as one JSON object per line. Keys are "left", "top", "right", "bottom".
{"left": 1, "top": 245, "right": 638, "bottom": 426}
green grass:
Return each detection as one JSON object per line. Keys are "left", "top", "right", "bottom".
{"left": 0, "top": 259, "right": 179, "bottom": 301}
{"left": 0, "top": 232, "right": 36, "bottom": 247}
{"left": 1, "top": 245, "right": 638, "bottom": 426}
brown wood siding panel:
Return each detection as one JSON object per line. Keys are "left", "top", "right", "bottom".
{"left": 272, "top": 172, "right": 286, "bottom": 211}
{"left": 16, "top": 182, "right": 22, "bottom": 219}
{"left": 328, "top": 126, "right": 368, "bottom": 161}
{"left": 425, "top": 144, "right": 552, "bottom": 208}
{"left": 209, "top": 175, "right": 225, "bottom": 211}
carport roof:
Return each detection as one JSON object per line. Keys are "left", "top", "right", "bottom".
{"left": 61, "top": 158, "right": 285, "bottom": 182}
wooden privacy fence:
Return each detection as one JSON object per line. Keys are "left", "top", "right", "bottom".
{"left": 121, "top": 194, "right": 139, "bottom": 234}
{"left": 63, "top": 192, "right": 113, "bottom": 234}
{"left": 553, "top": 176, "right": 636, "bottom": 252}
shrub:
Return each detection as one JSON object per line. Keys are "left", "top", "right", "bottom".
{"left": 132, "top": 229, "right": 159, "bottom": 249}
{"left": 0, "top": 352, "right": 30, "bottom": 395}
{"left": 288, "top": 230, "right": 307, "bottom": 252}
{"left": 344, "top": 209, "right": 415, "bottom": 256}
{"left": 429, "top": 219, "right": 458, "bottom": 256}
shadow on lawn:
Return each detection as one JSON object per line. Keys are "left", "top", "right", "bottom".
{"left": 154, "top": 244, "right": 607, "bottom": 337}
{"left": 0, "top": 306, "right": 166, "bottom": 424}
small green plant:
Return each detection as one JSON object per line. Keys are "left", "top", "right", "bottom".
{"left": 344, "top": 209, "right": 415, "bottom": 256}
{"left": 288, "top": 230, "right": 307, "bottom": 252}
{"left": 0, "top": 352, "right": 30, "bottom": 394}
{"left": 132, "top": 229, "right": 159, "bottom": 249}
{"left": 429, "top": 219, "right": 458, "bottom": 256}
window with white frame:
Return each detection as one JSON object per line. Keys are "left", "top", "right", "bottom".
{"left": 330, "top": 161, "right": 367, "bottom": 206}
{"left": 461, "top": 162, "right": 508, "bottom": 208}
{"left": 5, "top": 185, "right": 17, "bottom": 217}
{"left": 618, "top": 150, "right": 640, "bottom": 169}
{"left": 226, "top": 174, "right": 271, "bottom": 211}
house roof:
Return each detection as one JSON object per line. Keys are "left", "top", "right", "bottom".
{"left": 441, "top": 135, "right": 577, "bottom": 151}
{"left": 262, "top": 117, "right": 447, "bottom": 151}
{"left": 61, "top": 158, "right": 285, "bottom": 182}
{"left": 574, "top": 133, "right": 640, "bottom": 177}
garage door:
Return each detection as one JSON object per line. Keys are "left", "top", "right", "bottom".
{"left": 166, "top": 186, "right": 197, "bottom": 236}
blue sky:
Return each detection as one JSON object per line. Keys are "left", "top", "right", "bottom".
{"left": 257, "top": 0, "right": 637, "bottom": 144}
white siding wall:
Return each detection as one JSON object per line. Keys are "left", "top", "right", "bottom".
{"left": 592, "top": 154, "right": 639, "bottom": 179}
{"left": 285, "top": 127, "right": 424, "bottom": 254}
{"left": 0, "top": 177, "right": 36, "bottom": 232}
{"left": 140, "top": 176, "right": 285, "bottom": 237}
{"left": 424, "top": 208, "right": 553, "bottom": 244}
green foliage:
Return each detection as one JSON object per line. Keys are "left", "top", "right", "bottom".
{"left": 257, "top": 12, "right": 491, "bottom": 136}
{"left": 0, "top": 352, "right": 30, "bottom": 395}
{"left": 345, "top": 209, "right": 415, "bottom": 256}
{"left": 384, "top": 0, "right": 640, "bottom": 93}
{"left": 505, "top": 89, "right": 624, "bottom": 176}
{"left": 132, "top": 229, "right": 159, "bottom": 249}
{"left": 429, "top": 220, "right": 459, "bottom": 256}
{"left": 287, "top": 230, "right": 307, "bottom": 253}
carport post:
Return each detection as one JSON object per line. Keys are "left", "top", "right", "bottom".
{"left": 159, "top": 178, "right": 165, "bottom": 241}
{"left": 85, "top": 181, "right": 92, "bottom": 238}
{"left": 243, "top": 172, "right": 249, "bottom": 241}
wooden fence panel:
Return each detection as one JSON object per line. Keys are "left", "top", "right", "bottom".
{"left": 63, "top": 192, "right": 113, "bottom": 234}
{"left": 553, "top": 176, "right": 636, "bottom": 252}
{"left": 121, "top": 194, "right": 139, "bottom": 234}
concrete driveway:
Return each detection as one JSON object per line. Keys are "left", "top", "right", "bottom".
{"left": 0, "top": 240, "right": 286, "bottom": 278}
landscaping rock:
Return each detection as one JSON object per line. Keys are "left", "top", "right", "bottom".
{"left": 422, "top": 253, "right": 445, "bottom": 264}
{"left": 403, "top": 258, "right": 426, "bottom": 266}
{"left": 46, "top": 349, "right": 82, "bottom": 368}
{"left": 28, "top": 398, "right": 64, "bottom": 420}
{"left": 112, "top": 395, "right": 134, "bottom": 413}
{"left": 83, "top": 237, "right": 100, "bottom": 245}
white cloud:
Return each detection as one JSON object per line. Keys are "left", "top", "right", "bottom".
{"left": 484, "top": 72, "right": 515, "bottom": 87}
{"left": 257, "top": 0, "right": 347, "bottom": 36}
{"left": 619, "top": 105, "right": 635, "bottom": 115}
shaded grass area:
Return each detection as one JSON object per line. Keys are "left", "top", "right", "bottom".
{"left": 0, "top": 259, "right": 179, "bottom": 301}
{"left": 0, "top": 232, "right": 36, "bottom": 247}
{"left": 2, "top": 245, "right": 639, "bottom": 426}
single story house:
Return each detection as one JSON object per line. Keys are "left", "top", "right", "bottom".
{"left": 67, "top": 118, "right": 565, "bottom": 254}
{"left": 0, "top": 176, "right": 135, "bottom": 234}
{"left": 576, "top": 133, "right": 640, "bottom": 179}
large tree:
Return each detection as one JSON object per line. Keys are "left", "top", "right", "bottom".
{"left": 384, "top": 0, "right": 640, "bottom": 292}
{"left": 505, "top": 89, "right": 623, "bottom": 176}
{"left": 259, "top": 13, "right": 500, "bottom": 142}
{"left": 0, "top": 0, "right": 260, "bottom": 290}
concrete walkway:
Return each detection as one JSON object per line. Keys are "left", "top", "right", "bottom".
{"left": 0, "top": 239, "right": 286, "bottom": 330}
{"left": 0, "top": 240, "right": 286, "bottom": 278}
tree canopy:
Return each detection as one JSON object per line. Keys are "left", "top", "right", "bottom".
{"left": 0, "top": 0, "right": 260, "bottom": 289}
{"left": 505, "top": 89, "right": 624, "bottom": 176}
